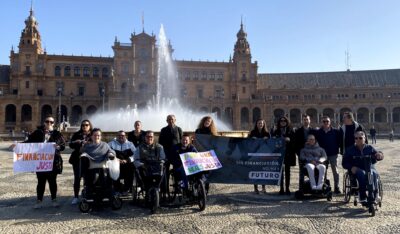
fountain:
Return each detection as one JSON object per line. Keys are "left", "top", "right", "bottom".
{"left": 89, "top": 25, "right": 231, "bottom": 132}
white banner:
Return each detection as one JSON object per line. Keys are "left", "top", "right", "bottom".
{"left": 179, "top": 150, "right": 222, "bottom": 176}
{"left": 13, "top": 143, "right": 56, "bottom": 174}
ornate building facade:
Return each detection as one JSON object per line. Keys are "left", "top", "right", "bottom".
{"left": 0, "top": 9, "right": 399, "bottom": 133}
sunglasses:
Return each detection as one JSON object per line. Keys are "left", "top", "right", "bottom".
{"left": 355, "top": 137, "right": 364, "bottom": 140}
{"left": 81, "top": 124, "right": 89, "bottom": 127}
{"left": 322, "top": 120, "right": 330, "bottom": 123}
{"left": 45, "top": 120, "right": 54, "bottom": 124}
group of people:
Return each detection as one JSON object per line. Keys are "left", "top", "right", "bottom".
{"left": 250, "top": 112, "right": 384, "bottom": 204}
{"left": 13, "top": 114, "right": 217, "bottom": 208}
{"left": 12, "top": 111, "right": 384, "bottom": 209}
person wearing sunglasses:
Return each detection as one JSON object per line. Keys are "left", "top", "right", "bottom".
{"left": 108, "top": 130, "right": 136, "bottom": 195}
{"left": 342, "top": 131, "right": 384, "bottom": 205}
{"left": 25, "top": 115, "right": 65, "bottom": 209}
{"left": 68, "top": 119, "right": 93, "bottom": 205}
{"left": 315, "top": 116, "right": 342, "bottom": 194}
{"left": 340, "top": 112, "right": 367, "bottom": 155}
{"left": 272, "top": 116, "right": 296, "bottom": 195}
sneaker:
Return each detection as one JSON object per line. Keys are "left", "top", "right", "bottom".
{"left": 311, "top": 185, "right": 317, "bottom": 190}
{"left": 254, "top": 189, "right": 260, "bottom": 194}
{"left": 316, "top": 184, "right": 323, "bottom": 190}
{"left": 279, "top": 189, "right": 285, "bottom": 195}
{"left": 334, "top": 187, "right": 342, "bottom": 194}
{"left": 52, "top": 199, "right": 60, "bottom": 208}
{"left": 262, "top": 189, "right": 267, "bottom": 194}
{"left": 71, "top": 197, "right": 79, "bottom": 205}
{"left": 33, "top": 200, "right": 42, "bottom": 209}
{"left": 121, "top": 191, "right": 129, "bottom": 196}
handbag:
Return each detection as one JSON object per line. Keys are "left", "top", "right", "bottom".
{"left": 54, "top": 154, "right": 63, "bottom": 174}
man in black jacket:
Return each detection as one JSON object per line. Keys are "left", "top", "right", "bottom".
{"left": 340, "top": 112, "right": 367, "bottom": 154}
{"left": 315, "top": 116, "right": 342, "bottom": 193}
{"left": 158, "top": 115, "right": 183, "bottom": 195}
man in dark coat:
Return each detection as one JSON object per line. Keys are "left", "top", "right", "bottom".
{"left": 340, "top": 112, "right": 367, "bottom": 155}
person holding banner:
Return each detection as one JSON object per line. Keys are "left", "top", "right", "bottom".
{"left": 272, "top": 116, "right": 296, "bottom": 195}
{"left": 195, "top": 116, "right": 218, "bottom": 136}
{"left": 24, "top": 116, "right": 65, "bottom": 209}
{"left": 248, "top": 119, "right": 271, "bottom": 194}
{"left": 68, "top": 119, "right": 92, "bottom": 205}
{"left": 171, "top": 134, "right": 198, "bottom": 191}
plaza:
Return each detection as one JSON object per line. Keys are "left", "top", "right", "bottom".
{"left": 0, "top": 140, "right": 398, "bottom": 233}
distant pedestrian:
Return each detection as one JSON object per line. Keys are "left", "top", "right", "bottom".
{"left": 389, "top": 129, "right": 394, "bottom": 142}
{"left": 369, "top": 126, "right": 377, "bottom": 144}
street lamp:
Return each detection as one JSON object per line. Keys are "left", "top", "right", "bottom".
{"left": 57, "top": 87, "right": 62, "bottom": 126}
{"left": 69, "top": 92, "right": 74, "bottom": 124}
{"left": 101, "top": 87, "right": 105, "bottom": 113}
{"left": 388, "top": 95, "right": 392, "bottom": 130}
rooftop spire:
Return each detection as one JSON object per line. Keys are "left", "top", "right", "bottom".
{"left": 141, "top": 11, "right": 145, "bottom": 32}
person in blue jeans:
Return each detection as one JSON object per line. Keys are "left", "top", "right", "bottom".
{"left": 342, "top": 131, "right": 384, "bottom": 204}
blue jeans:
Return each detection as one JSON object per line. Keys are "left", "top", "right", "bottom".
{"left": 354, "top": 168, "right": 378, "bottom": 201}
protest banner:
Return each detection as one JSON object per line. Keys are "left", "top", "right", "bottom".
{"left": 195, "top": 134, "right": 285, "bottom": 185}
{"left": 13, "top": 143, "right": 56, "bottom": 174}
{"left": 179, "top": 150, "right": 222, "bottom": 176}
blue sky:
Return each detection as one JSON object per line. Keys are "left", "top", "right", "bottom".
{"left": 1, "top": 0, "right": 399, "bottom": 73}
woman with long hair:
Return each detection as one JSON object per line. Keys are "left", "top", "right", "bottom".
{"left": 69, "top": 119, "right": 93, "bottom": 205}
{"left": 272, "top": 116, "right": 296, "bottom": 195}
{"left": 248, "top": 119, "right": 271, "bottom": 194}
{"left": 195, "top": 116, "right": 218, "bottom": 136}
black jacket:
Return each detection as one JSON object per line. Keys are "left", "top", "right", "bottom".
{"left": 272, "top": 127, "right": 296, "bottom": 166}
{"left": 128, "top": 130, "right": 146, "bottom": 147}
{"left": 68, "top": 130, "right": 90, "bottom": 165}
{"left": 293, "top": 126, "right": 317, "bottom": 156}
{"left": 159, "top": 125, "right": 183, "bottom": 158}
{"left": 25, "top": 126, "right": 66, "bottom": 173}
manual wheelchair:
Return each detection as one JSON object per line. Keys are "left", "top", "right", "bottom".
{"left": 343, "top": 155, "right": 383, "bottom": 217}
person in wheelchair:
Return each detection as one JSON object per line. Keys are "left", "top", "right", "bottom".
{"left": 81, "top": 128, "right": 117, "bottom": 200}
{"left": 108, "top": 130, "right": 136, "bottom": 196}
{"left": 171, "top": 134, "right": 198, "bottom": 192}
{"left": 299, "top": 134, "right": 328, "bottom": 191}
{"left": 133, "top": 131, "right": 166, "bottom": 191}
{"left": 342, "top": 131, "right": 384, "bottom": 205}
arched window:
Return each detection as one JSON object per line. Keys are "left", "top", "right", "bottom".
{"left": 93, "top": 67, "right": 99, "bottom": 77}
{"left": 83, "top": 67, "right": 90, "bottom": 77}
{"left": 64, "top": 66, "right": 71, "bottom": 76}
{"left": 54, "top": 66, "right": 61, "bottom": 77}
{"left": 102, "top": 68, "right": 109, "bottom": 78}
{"left": 21, "top": 104, "right": 32, "bottom": 122}
{"left": 5, "top": 104, "right": 16, "bottom": 122}
{"left": 74, "top": 67, "right": 80, "bottom": 77}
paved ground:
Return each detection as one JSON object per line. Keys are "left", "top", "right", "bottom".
{"left": 0, "top": 141, "right": 399, "bottom": 233}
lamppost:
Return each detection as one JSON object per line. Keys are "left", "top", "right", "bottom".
{"left": 69, "top": 92, "right": 74, "bottom": 124}
{"left": 388, "top": 95, "right": 392, "bottom": 130}
{"left": 101, "top": 87, "right": 105, "bottom": 113}
{"left": 57, "top": 87, "right": 62, "bottom": 126}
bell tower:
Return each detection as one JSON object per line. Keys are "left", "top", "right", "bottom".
{"left": 18, "top": 5, "right": 43, "bottom": 55}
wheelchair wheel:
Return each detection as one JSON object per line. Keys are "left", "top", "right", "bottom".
{"left": 111, "top": 196, "right": 123, "bottom": 210}
{"left": 79, "top": 200, "right": 91, "bottom": 213}
{"left": 378, "top": 175, "right": 383, "bottom": 207}
{"left": 369, "top": 205, "right": 376, "bottom": 217}
{"left": 343, "top": 172, "right": 351, "bottom": 203}
{"left": 327, "top": 191, "right": 333, "bottom": 201}
{"left": 168, "top": 170, "right": 178, "bottom": 203}
{"left": 196, "top": 179, "right": 207, "bottom": 211}
{"left": 131, "top": 176, "right": 139, "bottom": 205}
{"left": 149, "top": 187, "right": 159, "bottom": 214}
